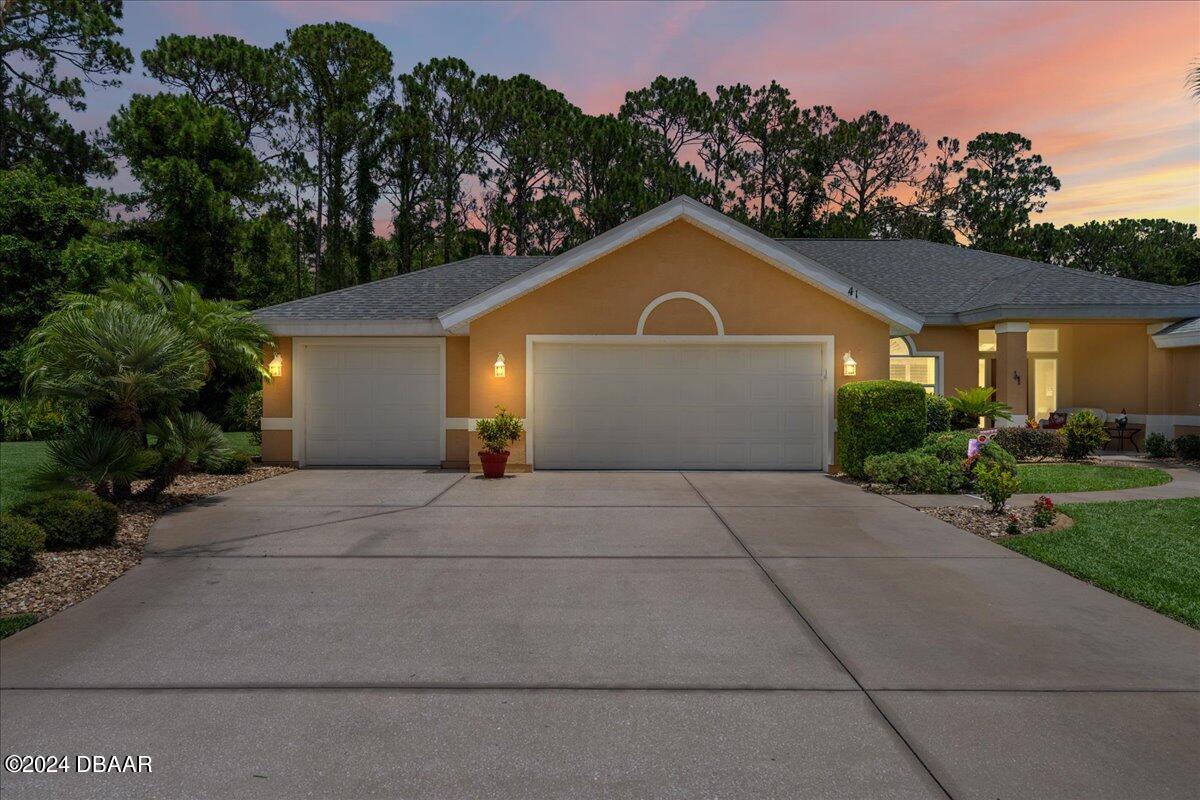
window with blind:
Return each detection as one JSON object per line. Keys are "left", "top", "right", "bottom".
{"left": 889, "top": 337, "right": 938, "bottom": 394}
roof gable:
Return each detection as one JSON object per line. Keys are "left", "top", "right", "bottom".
{"left": 437, "top": 197, "right": 924, "bottom": 334}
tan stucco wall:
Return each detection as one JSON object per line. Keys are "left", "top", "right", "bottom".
{"left": 911, "top": 326, "right": 978, "bottom": 395}
{"left": 467, "top": 219, "right": 890, "bottom": 468}
{"left": 262, "top": 337, "right": 292, "bottom": 419}
{"left": 261, "top": 429, "right": 293, "bottom": 464}
{"left": 641, "top": 298, "right": 720, "bottom": 335}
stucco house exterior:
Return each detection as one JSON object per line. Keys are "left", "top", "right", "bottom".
{"left": 255, "top": 196, "right": 1200, "bottom": 471}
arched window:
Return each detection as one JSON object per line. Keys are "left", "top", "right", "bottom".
{"left": 889, "top": 336, "right": 939, "bottom": 394}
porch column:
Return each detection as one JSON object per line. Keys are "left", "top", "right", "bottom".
{"left": 994, "top": 322, "right": 1028, "bottom": 427}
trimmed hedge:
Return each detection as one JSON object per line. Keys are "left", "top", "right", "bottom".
{"left": 1, "top": 514, "right": 46, "bottom": 577}
{"left": 864, "top": 451, "right": 960, "bottom": 493}
{"left": 11, "top": 491, "right": 120, "bottom": 550}
{"left": 1175, "top": 435, "right": 1200, "bottom": 460}
{"left": 992, "top": 427, "right": 1065, "bottom": 461}
{"left": 836, "top": 380, "right": 927, "bottom": 479}
{"left": 925, "top": 394, "right": 952, "bottom": 434}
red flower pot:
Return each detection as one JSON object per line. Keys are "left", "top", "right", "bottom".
{"left": 478, "top": 450, "right": 510, "bottom": 478}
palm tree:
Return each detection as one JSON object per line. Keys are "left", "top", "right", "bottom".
{"left": 946, "top": 386, "right": 1013, "bottom": 429}
{"left": 1190, "top": 61, "right": 1200, "bottom": 101}
{"left": 32, "top": 423, "right": 154, "bottom": 500}
{"left": 23, "top": 302, "right": 207, "bottom": 431}
{"left": 62, "top": 273, "right": 273, "bottom": 381}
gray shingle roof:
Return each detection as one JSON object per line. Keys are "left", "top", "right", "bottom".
{"left": 255, "top": 255, "right": 549, "bottom": 320}
{"left": 778, "top": 239, "right": 1198, "bottom": 319}
{"left": 255, "top": 239, "right": 1199, "bottom": 326}
{"left": 1157, "top": 317, "right": 1200, "bottom": 336}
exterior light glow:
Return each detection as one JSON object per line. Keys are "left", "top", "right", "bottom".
{"left": 842, "top": 352, "right": 857, "bottom": 377}
{"left": 494, "top": 353, "right": 506, "bottom": 378}
{"left": 268, "top": 354, "right": 283, "bottom": 377}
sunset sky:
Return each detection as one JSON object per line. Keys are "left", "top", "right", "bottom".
{"left": 92, "top": 0, "right": 1200, "bottom": 227}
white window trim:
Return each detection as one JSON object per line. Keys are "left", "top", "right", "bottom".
{"left": 524, "top": 334, "right": 836, "bottom": 470}
{"left": 889, "top": 336, "right": 943, "bottom": 394}
{"left": 290, "top": 336, "right": 446, "bottom": 468}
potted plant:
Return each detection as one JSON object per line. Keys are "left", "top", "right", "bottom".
{"left": 475, "top": 406, "right": 524, "bottom": 478}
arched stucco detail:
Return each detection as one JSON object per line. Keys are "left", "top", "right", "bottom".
{"left": 636, "top": 291, "right": 725, "bottom": 336}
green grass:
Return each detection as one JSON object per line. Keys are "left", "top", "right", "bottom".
{"left": 0, "top": 440, "right": 49, "bottom": 512}
{"left": 1003, "top": 498, "right": 1200, "bottom": 628}
{"left": 0, "top": 613, "right": 38, "bottom": 639}
{"left": 1, "top": 432, "right": 258, "bottom": 512}
{"left": 1015, "top": 463, "right": 1171, "bottom": 494}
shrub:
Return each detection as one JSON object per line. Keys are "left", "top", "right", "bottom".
{"left": 992, "top": 427, "right": 1065, "bottom": 461}
{"left": 32, "top": 423, "right": 154, "bottom": 500}
{"left": 920, "top": 431, "right": 1014, "bottom": 487}
{"left": 199, "top": 450, "right": 252, "bottom": 475}
{"left": 946, "top": 386, "right": 1012, "bottom": 429}
{"left": 0, "top": 397, "right": 85, "bottom": 442}
{"left": 921, "top": 430, "right": 978, "bottom": 464}
{"left": 11, "top": 491, "right": 120, "bottom": 550}
{"left": 225, "top": 390, "right": 263, "bottom": 446}
{"left": 1174, "top": 435, "right": 1200, "bottom": 461}
{"left": 1005, "top": 515, "right": 1022, "bottom": 536}
{"left": 836, "top": 380, "right": 927, "bottom": 479}
{"left": 0, "top": 514, "right": 46, "bottom": 577}
{"left": 976, "top": 461, "right": 1020, "bottom": 513}
{"left": 925, "top": 394, "right": 952, "bottom": 434}
{"left": 1031, "top": 496, "right": 1056, "bottom": 528}
{"left": 475, "top": 406, "right": 524, "bottom": 454}
{"left": 1144, "top": 432, "right": 1174, "bottom": 459}
{"left": 864, "top": 451, "right": 958, "bottom": 493}
{"left": 1063, "top": 410, "right": 1108, "bottom": 460}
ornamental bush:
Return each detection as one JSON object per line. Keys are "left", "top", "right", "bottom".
{"left": 199, "top": 450, "right": 252, "bottom": 475}
{"left": 1144, "top": 432, "right": 1173, "bottom": 459}
{"left": 992, "top": 427, "right": 1066, "bottom": 461}
{"left": 925, "top": 394, "right": 953, "bottom": 434}
{"left": 976, "top": 461, "right": 1020, "bottom": 513}
{"left": 0, "top": 514, "right": 46, "bottom": 577}
{"left": 864, "top": 451, "right": 958, "bottom": 493}
{"left": 1063, "top": 410, "right": 1108, "bottom": 460}
{"left": 475, "top": 406, "right": 524, "bottom": 454}
{"left": 836, "top": 380, "right": 927, "bottom": 479}
{"left": 11, "top": 491, "right": 120, "bottom": 550}
{"left": 1174, "top": 435, "right": 1200, "bottom": 460}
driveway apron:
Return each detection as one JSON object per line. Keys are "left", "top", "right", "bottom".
{"left": 1, "top": 469, "right": 1197, "bottom": 799}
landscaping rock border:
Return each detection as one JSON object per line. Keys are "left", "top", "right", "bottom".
{"left": 921, "top": 504, "right": 1074, "bottom": 540}
{"left": 0, "top": 466, "right": 292, "bottom": 620}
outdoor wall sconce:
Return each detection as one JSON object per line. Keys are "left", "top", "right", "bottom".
{"left": 842, "top": 352, "right": 857, "bottom": 376}
{"left": 268, "top": 353, "right": 283, "bottom": 377}
{"left": 494, "top": 353, "right": 506, "bottom": 378}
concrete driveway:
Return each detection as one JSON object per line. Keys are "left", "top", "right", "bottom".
{"left": 2, "top": 470, "right": 1197, "bottom": 799}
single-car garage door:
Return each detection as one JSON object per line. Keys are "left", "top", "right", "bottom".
{"left": 303, "top": 340, "right": 442, "bottom": 466}
{"left": 531, "top": 341, "right": 826, "bottom": 470}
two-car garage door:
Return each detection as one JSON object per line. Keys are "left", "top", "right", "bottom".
{"left": 531, "top": 341, "right": 826, "bottom": 470}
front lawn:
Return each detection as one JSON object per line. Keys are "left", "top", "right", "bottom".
{"left": 1, "top": 432, "right": 259, "bottom": 512}
{"left": 0, "top": 441, "right": 49, "bottom": 512}
{"left": 1003, "top": 498, "right": 1200, "bottom": 628}
{"left": 1015, "top": 463, "right": 1170, "bottom": 494}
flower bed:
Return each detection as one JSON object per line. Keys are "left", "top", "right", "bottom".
{"left": 921, "top": 504, "right": 1073, "bottom": 540}
{"left": 1, "top": 466, "right": 291, "bottom": 620}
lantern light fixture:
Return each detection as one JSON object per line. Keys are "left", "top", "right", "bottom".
{"left": 268, "top": 353, "right": 283, "bottom": 377}
{"left": 842, "top": 352, "right": 857, "bottom": 376}
{"left": 494, "top": 353, "right": 506, "bottom": 378}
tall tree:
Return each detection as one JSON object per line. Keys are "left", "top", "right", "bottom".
{"left": 141, "top": 34, "right": 289, "bottom": 149}
{"left": 770, "top": 104, "right": 838, "bottom": 236}
{"left": 697, "top": 83, "right": 749, "bottom": 211}
{"left": 735, "top": 81, "right": 800, "bottom": 229}
{"left": 403, "top": 57, "right": 487, "bottom": 265}
{"left": 379, "top": 92, "right": 435, "bottom": 274}
{"left": 828, "top": 111, "right": 926, "bottom": 221}
{"left": 954, "top": 132, "right": 1060, "bottom": 253}
{"left": 619, "top": 75, "right": 711, "bottom": 160}
{"left": 477, "top": 73, "right": 578, "bottom": 255}
{"left": 108, "top": 93, "right": 264, "bottom": 297}
{"left": 0, "top": 0, "right": 132, "bottom": 181}
{"left": 1019, "top": 219, "right": 1200, "bottom": 285}
{"left": 287, "top": 23, "right": 392, "bottom": 291}
{"left": 565, "top": 113, "right": 654, "bottom": 239}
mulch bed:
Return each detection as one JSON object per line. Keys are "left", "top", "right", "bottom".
{"left": 921, "top": 504, "right": 1074, "bottom": 540}
{"left": 0, "top": 466, "right": 292, "bottom": 620}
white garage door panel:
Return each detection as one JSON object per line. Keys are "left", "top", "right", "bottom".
{"left": 532, "top": 342, "right": 824, "bottom": 470}
{"left": 304, "top": 341, "right": 441, "bottom": 466}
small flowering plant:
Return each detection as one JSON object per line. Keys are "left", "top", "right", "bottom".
{"left": 1005, "top": 514, "right": 1022, "bottom": 536}
{"left": 1032, "top": 496, "right": 1056, "bottom": 528}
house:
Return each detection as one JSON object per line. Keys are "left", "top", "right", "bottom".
{"left": 255, "top": 196, "right": 1200, "bottom": 471}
